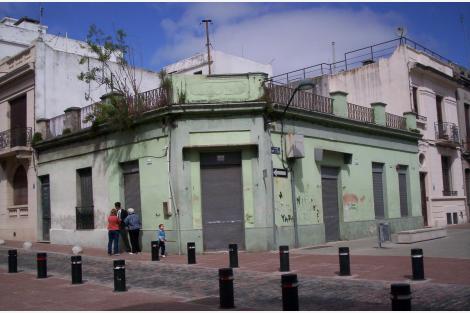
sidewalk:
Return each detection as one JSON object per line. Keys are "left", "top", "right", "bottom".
{"left": 2, "top": 224, "right": 470, "bottom": 285}
{"left": 1, "top": 236, "right": 470, "bottom": 310}
{"left": 0, "top": 230, "right": 470, "bottom": 285}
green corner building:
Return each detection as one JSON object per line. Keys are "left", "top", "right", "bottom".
{"left": 34, "top": 73, "right": 423, "bottom": 253}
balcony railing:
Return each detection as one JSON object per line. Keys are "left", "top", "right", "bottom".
{"left": 443, "top": 190, "right": 458, "bottom": 197}
{"left": 434, "top": 122, "right": 460, "bottom": 144}
{"left": 386, "top": 113, "right": 407, "bottom": 130}
{"left": 347, "top": 102, "right": 374, "bottom": 123}
{"left": 266, "top": 83, "right": 333, "bottom": 115}
{"left": 0, "top": 127, "right": 32, "bottom": 150}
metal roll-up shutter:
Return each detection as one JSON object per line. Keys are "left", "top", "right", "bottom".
{"left": 201, "top": 152, "right": 244, "bottom": 250}
{"left": 372, "top": 163, "right": 385, "bottom": 219}
{"left": 122, "top": 161, "right": 141, "bottom": 217}
{"left": 321, "top": 167, "right": 340, "bottom": 242}
{"left": 397, "top": 166, "right": 409, "bottom": 217}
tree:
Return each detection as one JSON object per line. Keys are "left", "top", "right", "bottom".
{"left": 78, "top": 25, "right": 144, "bottom": 130}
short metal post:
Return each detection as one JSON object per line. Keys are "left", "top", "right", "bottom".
{"left": 279, "top": 245, "right": 290, "bottom": 272}
{"left": 187, "top": 242, "right": 196, "bottom": 264}
{"left": 281, "top": 273, "right": 299, "bottom": 311}
{"left": 37, "top": 253, "right": 47, "bottom": 279}
{"left": 411, "top": 248, "right": 424, "bottom": 280}
{"left": 339, "top": 247, "right": 351, "bottom": 276}
{"left": 219, "top": 268, "right": 235, "bottom": 309}
{"left": 151, "top": 241, "right": 160, "bottom": 261}
{"left": 71, "top": 255, "right": 83, "bottom": 284}
{"left": 8, "top": 250, "right": 17, "bottom": 273}
{"left": 229, "top": 243, "right": 238, "bottom": 268}
{"left": 391, "top": 283, "right": 412, "bottom": 310}
{"left": 113, "top": 259, "right": 126, "bottom": 292}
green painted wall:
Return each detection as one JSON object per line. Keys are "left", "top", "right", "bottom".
{"left": 271, "top": 119, "right": 422, "bottom": 246}
{"left": 171, "top": 73, "right": 267, "bottom": 104}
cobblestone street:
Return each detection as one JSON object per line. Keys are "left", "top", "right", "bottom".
{"left": 1, "top": 242, "right": 470, "bottom": 310}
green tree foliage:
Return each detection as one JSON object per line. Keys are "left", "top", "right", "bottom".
{"left": 78, "top": 25, "right": 144, "bottom": 130}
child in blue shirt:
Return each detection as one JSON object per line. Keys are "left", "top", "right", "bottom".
{"left": 157, "top": 224, "right": 166, "bottom": 257}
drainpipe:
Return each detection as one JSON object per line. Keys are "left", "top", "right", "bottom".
{"left": 167, "top": 121, "right": 183, "bottom": 255}
{"left": 289, "top": 160, "right": 299, "bottom": 248}
{"left": 268, "top": 125, "right": 277, "bottom": 250}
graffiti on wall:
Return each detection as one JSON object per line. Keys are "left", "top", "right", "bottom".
{"left": 281, "top": 214, "right": 294, "bottom": 223}
{"left": 296, "top": 195, "right": 320, "bottom": 224}
{"left": 342, "top": 193, "right": 365, "bottom": 211}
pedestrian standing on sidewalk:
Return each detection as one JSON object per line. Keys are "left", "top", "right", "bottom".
{"left": 157, "top": 224, "right": 167, "bottom": 257}
{"left": 124, "top": 208, "right": 141, "bottom": 254}
{"left": 116, "top": 202, "right": 131, "bottom": 253}
{"left": 107, "top": 208, "right": 120, "bottom": 256}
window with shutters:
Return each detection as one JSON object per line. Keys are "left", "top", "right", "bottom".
{"left": 397, "top": 165, "right": 409, "bottom": 217}
{"left": 441, "top": 156, "right": 454, "bottom": 196}
{"left": 412, "top": 87, "right": 419, "bottom": 114}
{"left": 372, "top": 162, "right": 385, "bottom": 219}
{"left": 76, "top": 167, "right": 94, "bottom": 230}
{"left": 13, "top": 166, "right": 28, "bottom": 205}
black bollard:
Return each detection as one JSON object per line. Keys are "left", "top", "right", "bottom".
{"left": 391, "top": 283, "right": 412, "bottom": 310}
{"left": 411, "top": 248, "right": 424, "bottom": 280}
{"left": 281, "top": 273, "right": 299, "bottom": 311}
{"left": 71, "top": 255, "right": 83, "bottom": 284}
{"left": 279, "top": 245, "right": 290, "bottom": 272}
{"left": 219, "top": 268, "right": 235, "bottom": 309}
{"left": 229, "top": 243, "right": 239, "bottom": 268}
{"left": 338, "top": 247, "right": 351, "bottom": 276}
{"left": 8, "top": 250, "right": 17, "bottom": 273}
{"left": 37, "top": 253, "right": 47, "bottom": 279}
{"left": 113, "top": 260, "right": 127, "bottom": 292}
{"left": 151, "top": 241, "right": 160, "bottom": 261}
{"left": 187, "top": 242, "right": 196, "bottom": 264}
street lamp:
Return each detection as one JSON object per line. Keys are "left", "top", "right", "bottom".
{"left": 281, "top": 79, "right": 316, "bottom": 116}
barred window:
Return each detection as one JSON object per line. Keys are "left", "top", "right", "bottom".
{"left": 76, "top": 167, "right": 94, "bottom": 230}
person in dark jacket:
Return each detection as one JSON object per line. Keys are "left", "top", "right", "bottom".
{"left": 116, "top": 202, "right": 131, "bottom": 253}
{"left": 124, "top": 208, "right": 141, "bottom": 254}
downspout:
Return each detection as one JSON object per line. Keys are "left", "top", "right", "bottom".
{"left": 289, "top": 160, "right": 299, "bottom": 248}
{"left": 268, "top": 125, "right": 277, "bottom": 250}
{"left": 167, "top": 121, "right": 183, "bottom": 255}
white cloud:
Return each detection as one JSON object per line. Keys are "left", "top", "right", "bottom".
{"left": 153, "top": 4, "right": 404, "bottom": 75}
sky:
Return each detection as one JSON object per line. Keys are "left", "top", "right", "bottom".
{"left": 1, "top": 2, "right": 470, "bottom": 75}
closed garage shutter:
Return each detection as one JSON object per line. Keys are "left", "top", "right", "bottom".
{"left": 372, "top": 163, "right": 385, "bottom": 219}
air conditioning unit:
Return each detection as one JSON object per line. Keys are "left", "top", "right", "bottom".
{"left": 287, "top": 134, "right": 305, "bottom": 159}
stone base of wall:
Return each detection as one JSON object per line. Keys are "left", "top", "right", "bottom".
{"left": 341, "top": 216, "right": 424, "bottom": 241}
{"left": 49, "top": 217, "right": 423, "bottom": 253}
{"left": 50, "top": 229, "right": 107, "bottom": 249}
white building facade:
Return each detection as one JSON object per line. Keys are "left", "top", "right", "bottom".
{"left": 304, "top": 43, "right": 468, "bottom": 227}
{"left": 164, "top": 50, "right": 273, "bottom": 77}
{"left": 0, "top": 17, "right": 160, "bottom": 242}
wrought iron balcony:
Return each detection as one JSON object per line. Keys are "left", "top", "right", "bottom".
{"left": 0, "top": 127, "right": 32, "bottom": 151}
{"left": 443, "top": 190, "right": 458, "bottom": 197}
{"left": 434, "top": 122, "right": 460, "bottom": 145}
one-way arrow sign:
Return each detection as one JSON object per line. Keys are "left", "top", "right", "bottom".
{"left": 273, "top": 168, "right": 288, "bottom": 178}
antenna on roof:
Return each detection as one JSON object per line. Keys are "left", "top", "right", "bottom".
{"left": 38, "top": 4, "right": 44, "bottom": 40}
{"left": 396, "top": 26, "right": 407, "bottom": 40}
{"left": 332, "top": 41, "right": 336, "bottom": 73}
{"left": 201, "top": 19, "right": 213, "bottom": 75}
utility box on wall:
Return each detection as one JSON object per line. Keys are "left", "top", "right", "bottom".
{"left": 287, "top": 134, "right": 305, "bottom": 159}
